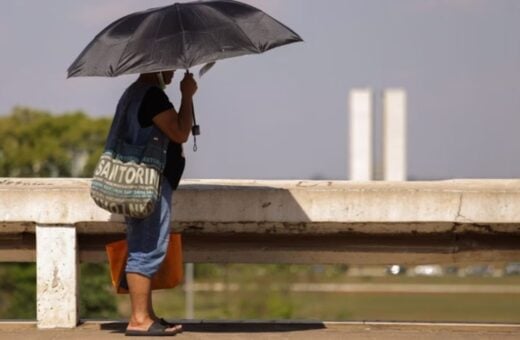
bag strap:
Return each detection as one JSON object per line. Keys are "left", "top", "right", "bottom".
{"left": 110, "top": 83, "right": 169, "bottom": 153}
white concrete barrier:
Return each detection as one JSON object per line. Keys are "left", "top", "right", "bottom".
{"left": 2, "top": 178, "right": 520, "bottom": 226}
{"left": 1, "top": 178, "right": 520, "bottom": 328}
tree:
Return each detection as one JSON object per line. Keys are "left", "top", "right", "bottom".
{"left": 0, "top": 107, "right": 117, "bottom": 319}
{"left": 0, "top": 107, "right": 111, "bottom": 177}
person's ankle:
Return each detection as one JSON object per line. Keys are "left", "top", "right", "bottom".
{"left": 128, "top": 314, "right": 154, "bottom": 328}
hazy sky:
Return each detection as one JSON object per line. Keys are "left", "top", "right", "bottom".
{"left": 1, "top": 0, "right": 519, "bottom": 180}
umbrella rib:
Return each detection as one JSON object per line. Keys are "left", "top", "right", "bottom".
{"left": 203, "top": 4, "right": 260, "bottom": 53}
{"left": 229, "top": 18, "right": 261, "bottom": 53}
{"left": 113, "top": 48, "right": 130, "bottom": 77}
{"left": 189, "top": 7, "right": 231, "bottom": 61}
{"left": 111, "top": 8, "right": 159, "bottom": 76}
{"left": 148, "top": 11, "right": 167, "bottom": 73}
{"left": 175, "top": 4, "right": 189, "bottom": 68}
{"left": 112, "top": 15, "right": 141, "bottom": 76}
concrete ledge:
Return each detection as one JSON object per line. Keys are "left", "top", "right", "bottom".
{"left": 3, "top": 178, "right": 519, "bottom": 329}
{"left": 1, "top": 178, "right": 520, "bottom": 265}
{"left": 1, "top": 178, "right": 520, "bottom": 226}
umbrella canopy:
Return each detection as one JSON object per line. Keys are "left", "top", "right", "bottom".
{"left": 67, "top": 0, "right": 302, "bottom": 77}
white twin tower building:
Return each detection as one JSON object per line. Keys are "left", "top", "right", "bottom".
{"left": 349, "top": 88, "right": 407, "bottom": 181}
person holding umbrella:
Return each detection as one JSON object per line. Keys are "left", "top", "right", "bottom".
{"left": 116, "top": 70, "right": 197, "bottom": 336}
{"left": 68, "top": 1, "right": 302, "bottom": 336}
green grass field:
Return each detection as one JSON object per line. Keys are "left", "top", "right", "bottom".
{"left": 3, "top": 262, "right": 518, "bottom": 322}
{"left": 114, "top": 264, "right": 520, "bottom": 323}
{"left": 145, "top": 288, "right": 520, "bottom": 323}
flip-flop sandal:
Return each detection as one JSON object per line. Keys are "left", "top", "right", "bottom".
{"left": 125, "top": 320, "right": 180, "bottom": 337}
{"left": 159, "top": 318, "right": 183, "bottom": 333}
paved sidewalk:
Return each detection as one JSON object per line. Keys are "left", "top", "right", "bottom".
{"left": 1, "top": 320, "right": 519, "bottom": 339}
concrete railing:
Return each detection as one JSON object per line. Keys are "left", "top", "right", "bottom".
{"left": 1, "top": 178, "right": 520, "bottom": 328}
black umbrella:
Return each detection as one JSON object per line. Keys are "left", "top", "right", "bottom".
{"left": 67, "top": 0, "right": 302, "bottom": 78}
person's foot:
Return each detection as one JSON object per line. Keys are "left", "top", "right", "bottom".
{"left": 158, "top": 318, "right": 183, "bottom": 333}
{"left": 149, "top": 312, "right": 183, "bottom": 333}
{"left": 126, "top": 319, "right": 180, "bottom": 336}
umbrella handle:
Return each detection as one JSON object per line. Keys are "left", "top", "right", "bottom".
{"left": 186, "top": 69, "right": 200, "bottom": 152}
{"left": 191, "top": 100, "right": 200, "bottom": 152}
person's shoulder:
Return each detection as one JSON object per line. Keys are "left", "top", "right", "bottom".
{"left": 141, "top": 86, "right": 174, "bottom": 114}
{"left": 145, "top": 86, "right": 168, "bottom": 98}
{"left": 141, "top": 86, "right": 169, "bottom": 105}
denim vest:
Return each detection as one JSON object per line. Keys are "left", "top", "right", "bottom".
{"left": 104, "top": 82, "right": 168, "bottom": 170}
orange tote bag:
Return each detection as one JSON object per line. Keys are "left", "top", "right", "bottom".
{"left": 106, "top": 234, "right": 183, "bottom": 294}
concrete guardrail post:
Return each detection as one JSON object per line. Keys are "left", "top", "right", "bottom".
{"left": 36, "top": 225, "right": 79, "bottom": 328}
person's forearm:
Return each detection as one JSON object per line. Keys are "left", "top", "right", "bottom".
{"left": 177, "top": 95, "right": 194, "bottom": 140}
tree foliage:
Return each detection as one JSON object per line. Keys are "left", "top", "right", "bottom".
{"left": 0, "top": 107, "right": 117, "bottom": 319}
{"left": 0, "top": 264, "right": 36, "bottom": 318}
{"left": 0, "top": 107, "right": 111, "bottom": 177}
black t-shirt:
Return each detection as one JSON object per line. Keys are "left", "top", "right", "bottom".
{"left": 138, "top": 86, "right": 185, "bottom": 190}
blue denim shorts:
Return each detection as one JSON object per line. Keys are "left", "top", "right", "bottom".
{"left": 124, "top": 176, "right": 173, "bottom": 278}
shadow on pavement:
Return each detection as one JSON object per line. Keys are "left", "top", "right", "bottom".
{"left": 99, "top": 321, "right": 326, "bottom": 334}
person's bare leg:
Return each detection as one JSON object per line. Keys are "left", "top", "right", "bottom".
{"left": 126, "top": 273, "right": 179, "bottom": 333}
{"left": 126, "top": 273, "right": 154, "bottom": 330}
